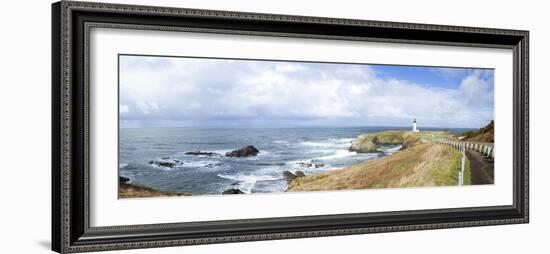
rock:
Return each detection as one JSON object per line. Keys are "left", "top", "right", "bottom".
{"left": 148, "top": 160, "right": 177, "bottom": 168}
{"left": 184, "top": 151, "right": 221, "bottom": 157}
{"left": 283, "top": 170, "right": 297, "bottom": 181}
{"left": 283, "top": 170, "right": 305, "bottom": 182}
{"left": 222, "top": 188, "right": 245, "bottom": 194}
{"left": 297, "top": 162, "right": 313, "bottom": 168}
{"left": 225, "top": 145, "right": 260, "bottom": 157}
{"left": 349, "top": 134, "right": 377, "bottom": 153}
{"left": 204, "top": 162, "right": 223, "bottom": 168}
{"left": 297, "top": 161, "right": 324, "bottom": 168}
{"left": 119, "top": 176, "right": 130, "bottom": 183}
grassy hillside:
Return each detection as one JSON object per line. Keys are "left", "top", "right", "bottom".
{"left": 462, "top": 120, "right": 494, "bottom": 142}
{"left": 288, "top": 132, "right": 470, "bottom": 191}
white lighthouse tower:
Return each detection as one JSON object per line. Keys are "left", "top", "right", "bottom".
{"left": 412, "top": 118, "right": 419, "bottom": 132}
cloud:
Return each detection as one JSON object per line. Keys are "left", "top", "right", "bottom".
{"left": 119, "top": 56, "right": 494, "bottom": 128}
{"left": 135, "top": 101, "right": 159, "bottom": 115}
{"left": 119, "top": 104, "right": 129, "bottom": 114}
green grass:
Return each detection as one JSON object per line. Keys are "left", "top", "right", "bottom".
{"left": 372, "top": 131, "right": 405, "bottom": 144}
{"left": 429, "top": 148, "right": 471, "bottom": 186}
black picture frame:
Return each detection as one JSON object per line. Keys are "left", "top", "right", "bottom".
{"left": 51, "top": 1, "right": 529, "bottom": 253}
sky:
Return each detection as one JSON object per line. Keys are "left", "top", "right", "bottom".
{"left": 119, "top": 55, "right": 494, "bottom": 129}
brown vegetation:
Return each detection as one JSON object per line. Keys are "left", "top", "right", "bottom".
{"left": 462, "top": 120, "right": 494, "bottom": 142}
{"left": 119, "top": 183, "right": 191, "bottom": 198}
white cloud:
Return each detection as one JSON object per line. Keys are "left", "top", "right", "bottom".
{"left": 119, "top": 104, "right": 129, "bottom": 114}
{"left": 119, "top": 56, "right": 494, "bottom": 128}
{"left": 135, "top": 101, "right": 159, "bottom": 115}
{"left": 275, "top": 62, "right": 304, "bottom": 73}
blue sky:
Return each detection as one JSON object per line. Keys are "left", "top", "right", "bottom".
{"left": 371, "top": 65, "right": 469, "bottom": 90}
{"left": 119, "top": 55, "right": 494, "bottom": 129}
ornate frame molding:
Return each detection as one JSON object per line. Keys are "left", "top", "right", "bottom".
{"left": 52, "top": 1, "right": 529, "bottom": 253}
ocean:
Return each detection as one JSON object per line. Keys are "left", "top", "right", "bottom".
{"left": 119, "top": 126, "right": 469, "bottom": 195}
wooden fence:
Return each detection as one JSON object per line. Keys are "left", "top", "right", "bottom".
{"left": 438, "top": 140, "right": 494, "bottom": 159}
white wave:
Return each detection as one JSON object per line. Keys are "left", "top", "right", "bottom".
{"left": 149, "top": 163, "right": 175, "bottom": 171}
{"left": 327, "top": 138, "right": 354, "bottom": 143}
{"left": 378, "top": 144, "right": 403, "bottom": 154}
{"left": 217, "top": 173, "right": 280, "bottom": 194}
{"left": 196, "top": 149, "right": 270, "bottom": 157}
{"left": 177, "top": 150, "right": 226, "bottom": 157}
{"left": 149, "top": 157, "right": 224, "bottom": 171}
{"left": 211, "top": 149, "right": 232, "bottom": 155}
{"left": 300, "top": 141, "right": 332, "bottom": 148}
{"left": 300, "top": 138, "right": 353, "bottom": 150}
{"left": 180, "top": 160, "right": 221, "bottom": 168}
{"left": 286, "top": 159, "right": 307, "bottom": 166}
{"left": 273, "top": 140, "right": 289, "bottom": 144}
{"left": 315, "top": 150, "right": 357, "bottom": 161}
{"left": 255, "top": 165, "right": 285, "bottom": 175}
{"left": 119, "top": 163, "right": 128, "bottom": 169}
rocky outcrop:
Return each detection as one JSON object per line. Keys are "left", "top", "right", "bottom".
{"left": 184, "top": 151, "right": 221, "bottom": 156}
{"left": 349, "top": 131, "right": 413, "bottom": 153}
{"left": 149, "top": 160, "right": 176, "bottom": 168}
{"left": 148, "top": 158, "right": 182, "bottom": 168}
{"left": 283, "top": 170, "right": 306, "bottom": 182}
{"left": 226, "top": 145, "right": 260, "bottom": 157}
{"left": 349, "top": 134, "right": 377, "bottom": 153}
{"left": 222, "top": 188, "right": 245, "bottom": 194}
{"left": 295, "top": 171, "right": 306, "bottom": 177}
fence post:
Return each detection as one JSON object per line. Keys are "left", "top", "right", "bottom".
{"left": 461, "top": 152, "right": 465, "bottom": 185}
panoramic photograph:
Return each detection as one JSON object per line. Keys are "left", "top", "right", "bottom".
{"left": 118, "top": 55, "right": 495, "bottom": 198}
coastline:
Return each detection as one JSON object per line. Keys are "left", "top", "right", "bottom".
{"left": 119, "top": 129, "right": 474, "bottom": 197}
{"left": 287, "top": 131, "right": 470, "bottom": 191}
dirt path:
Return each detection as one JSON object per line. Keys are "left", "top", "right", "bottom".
{"left": 466, "top": 150, "right": 494, "bottom": 184}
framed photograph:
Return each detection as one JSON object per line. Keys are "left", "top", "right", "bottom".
{"left": 52, "top": 1, "right": 529, "bottom": 253}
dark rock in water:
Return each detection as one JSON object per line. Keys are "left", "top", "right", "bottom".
{"left": 205, "top": 162, "right": 223, "bottom": 168}
{"left": 225, "top": 145, "right": 259, "bottom": 157}
{"left": 148, "top": 160, "right": 177, "bottom": 168}
{"left": 119, "top": 176, "right": 130, "bottom": 183}
{"left": 297, "top": 161, "right": 324, "bottom": 168}
{"left": 283, "top": 170, "right": 306, "bottom": 182}
{"left": 297, "top": 162, "right": 313, "bottom": 168}
{"left": 162, "top": 157, "right": 170, "bottom": 160}
{"left": 222, "top": 188, "right": 245, "bottom": 194}
{"left": 184, "top": 151, "right": 221, "bottom": 157}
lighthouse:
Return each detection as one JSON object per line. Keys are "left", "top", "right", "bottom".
{"left": 412, "top": 119, "right": 419, "bottom": 132}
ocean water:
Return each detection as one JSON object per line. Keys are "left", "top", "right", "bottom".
{"left": 119, "top": 126, "right": 468, "bottom": 195}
